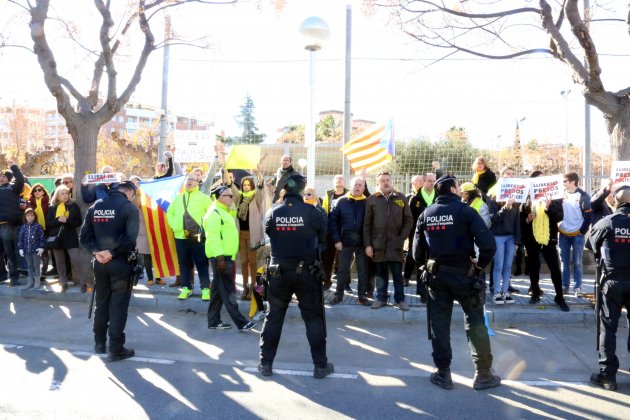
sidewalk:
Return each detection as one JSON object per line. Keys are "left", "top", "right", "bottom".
{"left": 0, "top": 272, "right": 596, "bottom": 325}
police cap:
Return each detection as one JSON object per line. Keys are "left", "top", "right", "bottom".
{"left": 614, "top": 185, "right": 630, "bottom": 205}
{"left": 434, "top": 174, "right": 458, "bottom": 195}
{"left": 284, "top": 174, "right": 307, "bottom": 195}
{"left": 117, "top": 180, "right": 137, "bottom": 192}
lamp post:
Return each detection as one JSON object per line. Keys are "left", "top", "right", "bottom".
{"left": 560, "top": 89, "right": 571, "bottom": 173}
{"left": 299, "top": 17, "right": 330, "bottom": 187}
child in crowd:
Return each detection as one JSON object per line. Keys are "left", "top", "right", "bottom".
{"left": 17, "top": 208, "right": 46, "bottom": 289}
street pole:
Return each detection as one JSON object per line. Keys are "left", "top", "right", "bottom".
{"left": 561, "top": 89, "right": 571, "bottom": 173}
{"left": 307, "top": 49, "right": 316, "bottom": 185}
{"left": 159, "top": 15, "right": 171, "bottom": 159}
{"left": 342, "top": 5, "right": 352, "bottom": 184}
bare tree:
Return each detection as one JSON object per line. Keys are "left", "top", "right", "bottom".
{"left": 3, "top": 0, "right": 238, "bottom": 207}
{"left": 381, "top": 0, "right": 630, "bottom": 159}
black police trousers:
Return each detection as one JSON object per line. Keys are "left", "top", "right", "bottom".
{"left": 428, "top": 271, "right": 493, "bottom": 370}
{"left": 260, "top": 261, "right": 328, "bottom": 368}
{"left": 598, "top": 279, "right": 630, "bottom": 376}
{"left": 93, "top": 257, "right": 133, "bottom": 353}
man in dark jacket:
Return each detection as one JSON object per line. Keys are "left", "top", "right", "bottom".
{"left": 321, "top": 174, "right": 349, "bottom": 291}
{"left": 81, "top": 165, "right": 120, "bottom": 204}
{"left": 0, "top": 163, "right": 25, "bottom": 286}
{"left": 329, "top": 177, "right": 371, "bottom": 305}
{"left": 80, "top": 181, "right": 139, "bottom": 362}
{"left": 364, "top": 172, "right": 413, "bottom": 310}
{"left": 590, "top": 178, "right": 614, "bottom": 227}
{"left": 272, "top": 155, "right": 299, "bottom": 203}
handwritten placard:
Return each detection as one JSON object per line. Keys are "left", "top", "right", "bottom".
{"left": 529, "top": 175, "right": 564, "bottom": 202}
{"left": 611, "top": 161, "right": 630, "bottom": 187}
{"left": 85, "top": 173, "right": 121, "bottom": 185}
{"left": 496, "top": 178, "right": 529, "bottom": 203}
{"left": 174, "top": 130, "right": 215, "bottom": 163}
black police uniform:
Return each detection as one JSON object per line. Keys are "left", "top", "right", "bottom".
{"left": 80, "top": 188, "right": 139, "bottom": 356}
{"left": 588, "top": 201, "right": 630, "bottom": 387}
{"left": 259, "top": 189, "right": 329, "bottom": 372}
{"left": 413, "top": 182, "right": 497, "bottom": 375}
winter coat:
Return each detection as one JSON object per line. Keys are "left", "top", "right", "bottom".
{"left": 487, "top": 198, "right": 521, "bottom": 241}
{"left": 45, "top": 202, "right": 82, "bottom": 249}
{"left": 166, "top": 187, "right": 212, "bottom": 240}
{"left": 18, "top": 222, "right": 46, "bottom": 253}
{"left": 273, "top": 165, "right": 299, "bottom": 203}
{"left": 0, "top": 164, "right": 25, "bottom": 226}
{"left": 231, "top": 181, "right": 265, "bottom": 248}
{"left": 203, "top": 201, "right": 239, "bottom": 260}
{"left": 363, "top": 190, "right": 413, "bottom": 263}
{"left": 473, "top": 169, "right": 497, "bottom": 199}
{"left": 330, "top": 193, "right": 366, "bottom": 247}
{"left": 590, "top": 186, "right": 614, "bottom": 227}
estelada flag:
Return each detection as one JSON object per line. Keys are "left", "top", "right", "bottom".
{"left": 139, "top": 175, "right": 186, "bottom": 278}
{"left": 341, "top": 119, "right": 395, "bottom": 173}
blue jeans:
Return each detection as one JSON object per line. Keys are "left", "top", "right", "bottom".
{"left": 492, "top": 235, "right": 515, "bottom": 294}
{"left": 174, "top": 238, "right": 210, "bottom": 289}
{"left": 0, "top": 224, "right": 18, "bottom": 284}
{"left": 559, "top": 233, "right": 584, "bottom": 289}
{"left": 374, "top": 260, "right": 405, "bottom": 303}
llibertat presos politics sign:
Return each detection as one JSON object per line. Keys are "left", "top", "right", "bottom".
{"left": 496, "top": 178, "right": 530, "bottom": 203}
{"left": 611, "top": 161, "right": 630, "bottom": 187}
{"left": 529, "top": 175, "right": 564, "bottom": 202}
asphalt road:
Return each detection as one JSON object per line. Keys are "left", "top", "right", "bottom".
{"left": 1, "top": 297, "right": 629, "bottom": 419}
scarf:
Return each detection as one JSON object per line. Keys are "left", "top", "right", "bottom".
{"left": 35, "top": 197, "right": 46, "bottom": 229}
{"left": 55, "top": 203, "right": 69, "bottom": 219}
{"left": 238, "top": 190, "right": 256, "bottom": 221}
{"left": 304, "top": 197, "right": 318, "bottom": 205}
{"left": 532, "top": 201, "right": 550, "bottom": 245}
{"left": 472, "top": 169, "right": 486, "bottom": 185}
{"left": 346, "top": 191, "right": 366, "bottom": 200}
{"left": 420, "top": 188, "right": 435, "bottom": 205}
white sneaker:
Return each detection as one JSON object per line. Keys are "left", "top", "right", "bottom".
{"left": 574, "top": 287, "right": 582, "bottom": 297}
{"left": 493, "top": 293, "right": 504, "bottom": 305}
{"left": 503, "top": 292, "right": 515, "bottom": 304}
{"left": 253, "top": 311, "right": 266, "bottom": 322}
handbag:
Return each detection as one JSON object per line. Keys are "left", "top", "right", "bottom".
{"left": 45, "top": 226, "right": 63, "bottom": 249}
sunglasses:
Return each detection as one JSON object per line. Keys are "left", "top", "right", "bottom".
{"left": 221, "top": 194, "right": 233, "bottom": 198}
{"left": 33, "top": 189, "right": 43, "bottom": 192}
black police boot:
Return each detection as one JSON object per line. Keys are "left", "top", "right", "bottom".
{"left": 473, "top": 369, "right": 501, "bottom": 390}
{"left": 258, "top": 363, "right": 273, "bottom": 377}
{"left": 107, "top": 347, "right": 135, "bottom": 362}
{"left": 94, "top": 343, "right": 106, "bottom": 354}
{"left": 590, "top": 372, "right": 617, "bottom": 391}
{"left": 430, "top": 368, "right": 453, "bottom": 390}
{"left": 314, "top": 363, "right": 334, "bottom": 379}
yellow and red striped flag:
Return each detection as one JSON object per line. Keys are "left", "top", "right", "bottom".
{"left": 139, "top": 175, "right": 186, "bottom": 278}
{"left": 340, "top": 119, "right": 395, "bottom": 173}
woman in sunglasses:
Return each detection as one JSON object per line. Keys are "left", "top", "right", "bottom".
{"left": 27, "top": 183, "right": 52, "bottom": 278}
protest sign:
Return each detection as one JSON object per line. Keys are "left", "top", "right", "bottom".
{"left": 225, "top": 145, "right": 261, "bottom": 169}
{"left": 529, "top": 175, "right": 564, "bottom": 202}
{"left": 496, "top": 178, "right": 529, "bottom": 203}
{"left": 611, "top": 161, "right": 630, "bottom": 186}
{"left": 85, "top": 173, "right": 121, "bottom": 185}
{"left": 174, "top": 130, "right": 215, "bottom": 162}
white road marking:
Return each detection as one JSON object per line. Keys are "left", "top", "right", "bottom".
{"left": 243, "top": 367, "right": 358, "bottom": 379}
{"left": 71, "top": 351, "right": 174, "bottom": 364}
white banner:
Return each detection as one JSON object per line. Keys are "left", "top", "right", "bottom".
{"left": 174, "top": 130, "right": 215, "bottom": 163}
{"left": 611, "top": 161, "right": 630, "bottom": 187}
{"left": 85, "top": 173, "right": 121, "bottom": 185}
{"left": 496, "top": 178, "right": 529, "bottom": 203}
{"left": 529, "top": 175, "right": 564, "bottom": 202}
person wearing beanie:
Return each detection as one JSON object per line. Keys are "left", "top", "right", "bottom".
{"left": 166, "top": 173, "right": 212, "bottom": 301}
{"left": 413, "top": 174, "right": 500, "bottom": 391}
{"left": 0, "top": 163, "right": 25, "bottom": 286}
{"left": 203, "top": 185, "right": 256, "bottom": 332}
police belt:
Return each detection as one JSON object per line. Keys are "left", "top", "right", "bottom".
{"left": 437, "top": 265, "right": 469, "bottom": 275}
{"left": 273, "top": 258, "right": 315, "bottom": 266}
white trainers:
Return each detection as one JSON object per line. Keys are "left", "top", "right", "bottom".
{"left": 493, "top": 293, "right": 504, "bottom": 305}
{"left": 503, "top": 292, "right": 515, "bottom": 304}
{"left": 574, "top": 287, "right": 582, "bottom": 297}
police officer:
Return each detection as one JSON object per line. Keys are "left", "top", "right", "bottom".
{"left": 80, "top": 181, "right": 139, "bottom": 362}
{"left": 588, "top": 185, "right": 630, "bottom": 391}
{"left": 413, "top": 175, "right": 500, "bottom": 390}
{"left": 258, "top": 174, "right": 333, "bottom": 379}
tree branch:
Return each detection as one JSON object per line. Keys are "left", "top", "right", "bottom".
{"left": 565, "top": 0, "right": 604, "bottom": 92}
{"left": 94, "top": 0, "right": 118, "bottom": 114}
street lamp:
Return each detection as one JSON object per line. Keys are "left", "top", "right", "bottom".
{"left": 299, "top": 16, "right": 330, "bottom": 187}
{"left": 560, "top": 89, "right": 571, "bottom": 173}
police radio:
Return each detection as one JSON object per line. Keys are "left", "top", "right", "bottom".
{"left": 128, "top": 249, "right": 144, "bottom": 286}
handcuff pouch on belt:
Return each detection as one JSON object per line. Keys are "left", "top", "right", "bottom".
{"left": 468, "top": 265, "right": 486, "bottom": 309}
{"left": 127, "top": 249, "right": 144, "bottom": 287}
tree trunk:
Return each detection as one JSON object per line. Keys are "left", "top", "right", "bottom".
{"left": 606, "top": 100, "right": 630, "bottom": 161}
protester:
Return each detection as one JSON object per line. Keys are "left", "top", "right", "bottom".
{"left": 272, "top": 155, "right": 299, "bottom": 203}
{"left": 471, "top": 156, "right": 497, "bottom": 200}
{"left": 558, "top": 172, "right": 592, "bottom": 297}
{"left": 204, "top": 186, "right": 256, "bottom": 332}
{"left": 153, "top": 149, "right": 175, "bottom": 180}
{"left": 166, "top": 173, "right": 212, "bottom": 300}
{"left": 27, "top": 183, "right": 51, "bottom": 277}
{"left": 229, "top": 168, "right": 265, "bottom": 300}
{"left": 321, "top": 175, "right": 348, "bottom": 291}
{"left": 81, "top": 166, "right": 119, "bottom": 204}
{"left": 329, "top": 176, "right": 371, "bottom": 305}
{"left": 0, "top": 163, "right": 25, "bottom": 286}
{"left": 520, "top": 171, "right": 568, "bottom": 310}
{"left": 364, "top": 171, "right": 413, "bottom": 310}
{"left": 46, "top": 185, "right": 86, "bottom": 292}
{"left": 17, "top": 208, "right": 45, "bottom": 289}
{"left": 460, "top": 182, "right": 491, "bottom": 227}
